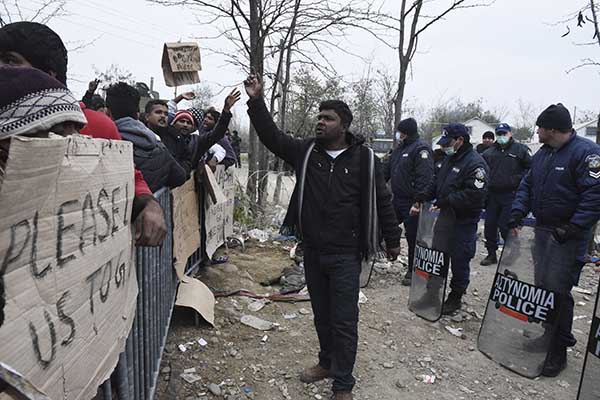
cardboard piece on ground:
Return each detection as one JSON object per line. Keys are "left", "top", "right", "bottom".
{"left": 0, "top": 135, "right": 137, "bottom": 400}
{"left": 171, "top": 175, "right": 201, "bottom": 278}
{"left": 175, "top": 276, "right": 215, "bottom": 326}
{"left": 161, "top": 42, "right": 202, "bottom": 87}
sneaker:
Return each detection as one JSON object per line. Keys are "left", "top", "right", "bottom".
{"left": 300, "top": 364, "right": 330, "bottom": 383}
{"left": 541, "top": 346, "right": 567, "bottom": 377}
{"left": 480, "top": 253, "right": 497, "bottom": 266}
{"left": 401, "top": 272, "right": 412, "bottom": 286}
{"left": 442, "top": 290, "right": 464, "bottom": 315}
{"left": 332, "top": 392, "right": 353, "bottom": 400}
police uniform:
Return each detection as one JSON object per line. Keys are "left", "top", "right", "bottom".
{"left": 511, "top": 103, "right": 600, "bottom": 376}
{"left": 429, "top": 123, "right": 488, "bottom": 313}
{"left": 384, "top": 118, "right": 433, "bottom": 285}
{"left": 481, "top": 130, "right": 531, "bottom": 264}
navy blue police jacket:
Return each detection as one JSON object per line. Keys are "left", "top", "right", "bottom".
{"left": 512, "top": 132, "right": 600, "bottom": 230}
{"left": 383, "top": 136, "right": 434, "bottom": 204}
{"left": 482, "top": 138, "right": 532, "bottom": 193}
{"left": 428, "top": 142, "right": 489, "bottom": 223}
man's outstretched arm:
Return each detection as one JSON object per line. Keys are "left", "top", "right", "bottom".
{"left": 245, "top": 75, "right": 304, "bottom": 166}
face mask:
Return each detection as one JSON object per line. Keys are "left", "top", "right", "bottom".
{"left": 394, "top": 131, "right": 401, "bottom": 141}
{"left": 496, "top": 135, "right": 510, "bottom": 145}
{"left": 443, "top": 146, "right": 455, "bottom": 156}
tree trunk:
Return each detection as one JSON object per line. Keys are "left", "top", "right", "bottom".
{"left": 394, "top": 60, "right": 409, "bottom": 129}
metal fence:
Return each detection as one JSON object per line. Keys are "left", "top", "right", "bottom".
{"left": 98, "top": 186, "right": 203, "bottom": 400}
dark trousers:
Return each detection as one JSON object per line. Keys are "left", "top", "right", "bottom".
{"left": 449, "top": 222, "right": 478, "bottom": 291}
{"left": 304, "top": 248, "right": 361, "bottom": 393}
{"left": 533, "top": 228, "right": 590, "bottom": 348}
{"left": 394, "top": 200, "right": 418, "bottom": 275}
{"left": 484, "top": 192, "right": 514, "bottom": 253}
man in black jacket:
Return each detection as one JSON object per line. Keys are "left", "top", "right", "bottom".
{"left": 384, "top": 118, "right": 433, "bottom": 286}
{"left": 428, "top": 123, "right": 489, "bottom": 314}
{"left": 480, "top": 123, "right": 531, "bottom": 265}
{"left": 244, "top": 75, "right": 400, "bottom": 400}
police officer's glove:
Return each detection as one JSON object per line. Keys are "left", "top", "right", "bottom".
{"left": 552, "top": 223, "right": 582, "bottom": 244}
{"left": 434, "top": 197, "right": 450, "bottom": 209}
{"left": 507, "top": 211, "right": 525, "bottom": 230}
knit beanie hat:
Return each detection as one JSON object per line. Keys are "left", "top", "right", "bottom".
{"left": 536, "top": 103, "right": 572, "bottom": 132}
{"left": 397, "top": 118, "right": 418, "bottom": 137}
{"left": 0, "top": 22, "right": 68, "bottom": 84}
{"left": 171, "top": 110, "right": 195, "bottom": 126}
{"left": 0, "top": 65, "right": 87, "bottom": 140}
{"left": 188, "top": 107, "right": 205, "bottom": 126}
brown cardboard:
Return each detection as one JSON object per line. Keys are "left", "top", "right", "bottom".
{"left": 161, "top": 42, "right": 202, "bottom": 87}
{"left": 171, "top": 175, "right": 201, "bottom": 278}
{"left": 175, "top": 275, "right": 215, "bottom": 327}
{"left": 204, "top": 166, "right": 234, "bottom": 258}
{"left": 0, "top": 135, "right": 137, "bottom": 400}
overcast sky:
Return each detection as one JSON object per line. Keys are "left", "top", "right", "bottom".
{"left": 7, "top": 0, "right": 600, "bottom": 126}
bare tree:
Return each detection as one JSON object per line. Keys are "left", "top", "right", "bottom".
{"left": 149, "top": 0, "right": 387, "bottom": 206}
{"left": 377, "top": 0, "right": 491, "bottom": 128}
{"left": 375, "top": 68, "right": 398, "bottom": 136}
{"left": 0, "top": 0, "right": 68, "bottom": 26}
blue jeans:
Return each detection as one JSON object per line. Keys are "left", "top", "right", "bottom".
{"left": 449, "top": 222, "right": 478, "bottom": 291}
{"left": 304, "top": 249, "right": 361, "bottom": 392}
{"left": 394, "top": 200, "right": 418, "bottom": 275}
{"left": 484, "top": 192, "right": 514, "bottom": 253}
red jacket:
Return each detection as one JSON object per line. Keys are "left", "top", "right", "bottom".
{"left": 79, "top": 104, "right": 152, "bottom": 196}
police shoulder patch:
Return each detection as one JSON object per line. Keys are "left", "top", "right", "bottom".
{"left": 474, "top": 167, "right": 486, "bottom": 180}
{"left": 586, "top": 154, "right": 600, "bottom": 179}
{"left": 420, "top": 150, "right": 429, "bottom": 159}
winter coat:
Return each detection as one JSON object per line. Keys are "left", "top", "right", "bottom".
{"left": 115, "top": 117, "right": 186, "bottom": 192}
{"left": 482, "top": 138, "right": 531, "bottom": 193}
{"left": 512, "top": 132, "right": 600, "bottom": 229}
{"left": 247, "top": 97, "right": 401, "bottom": 255}
{"left": 383, "top": 136, "right": 434, "bottom": 205}
{"left": 427, "top": 142, "right": 489, "bottom": 223}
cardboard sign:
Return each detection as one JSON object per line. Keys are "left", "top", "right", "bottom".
{"left": 204, "top": 166, "right": 234, "bottom": 258}
{"left": 171, "top": 175, "right": 201, "bottom": 277}
{"left": 161, "top": 42, "right": 202, "bottom": 87}
{"left": 0, "top": 135, "right": 137, "bottom": 400}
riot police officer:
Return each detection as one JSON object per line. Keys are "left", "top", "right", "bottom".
{"left": 480, "top": 123, "right": 531, "bottom": 266}
{"left": 428, "top": 123, "right": 488, "bottom": 314}
{"left": 510, "top": 103, "right": 600, "bottom": 377}
{"left": 384, "top": 118, "right": 434, "bottom": 286}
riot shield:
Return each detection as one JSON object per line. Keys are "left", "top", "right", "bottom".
{"left": 478, "top": 226, "right": 572, "bottom": 378}
{"left": 577, "top": 278, "right": 600, "bottom": 400}
{"left": 408, "top": 202, "right": 454, "bottom": 322}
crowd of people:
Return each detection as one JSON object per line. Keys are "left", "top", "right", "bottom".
{"left": 2, "top": 19, "right": 600, "bottom": 400}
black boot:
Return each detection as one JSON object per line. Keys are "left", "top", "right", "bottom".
{"left": 480, "top": 252, "right": 497, "bottom": 266}
{"left": 401, "top": 271, "right": 412, "bottom": 286}
{"left": 541, "top": 346, "right": 567, "bottom": 377}
{"left": 442, "top": 290, "right": 464, "bottom": 315}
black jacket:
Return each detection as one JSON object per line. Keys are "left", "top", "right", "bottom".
{"left": 383, "top": 136, "right": 434, "bottom": 204}
{"left": 427, "top": 142, "right": 489, "bottom": 223}
{"left": 476, "top": 143, "right": 492, "bottom": 154}
{"left": 115, "top": 117, "right": 186, "bottom": 193}
{"left": 482, "top": 139, "right": 531, "bottom": 193}
{"left": 157, "top": 126, "right": 194, "bottom": 176}
{"left": 247, "top": 97, "right": 401, "bottom": 254}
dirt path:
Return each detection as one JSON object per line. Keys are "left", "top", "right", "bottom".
{"left": 155, "top": 233, "right": 598, "bottom": 400}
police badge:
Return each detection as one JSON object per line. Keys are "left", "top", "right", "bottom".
{"left": 586, "top": 154, "right": 600, "bottom": 179}
{"left": 474, "top": 167, "right": 486, "bottom": 189}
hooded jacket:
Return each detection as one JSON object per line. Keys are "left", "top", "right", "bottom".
{"left": 116, "top": 117, "right": 186, "bottom": 192}
{"left": 247, "top": 97, "right": 401, "bottom": 255}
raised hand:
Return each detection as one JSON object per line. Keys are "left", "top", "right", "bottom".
{"left": 88, "top": 79, "right": 100, "bottom": 93}
{"left": 181, "top": 91, "right": 196, "bottom": 100}
{"left": 243, "top": 74, "right": 262, "bottom": 99}
{"left": 223, "top": 88, "right": 242, "bottom": 113}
